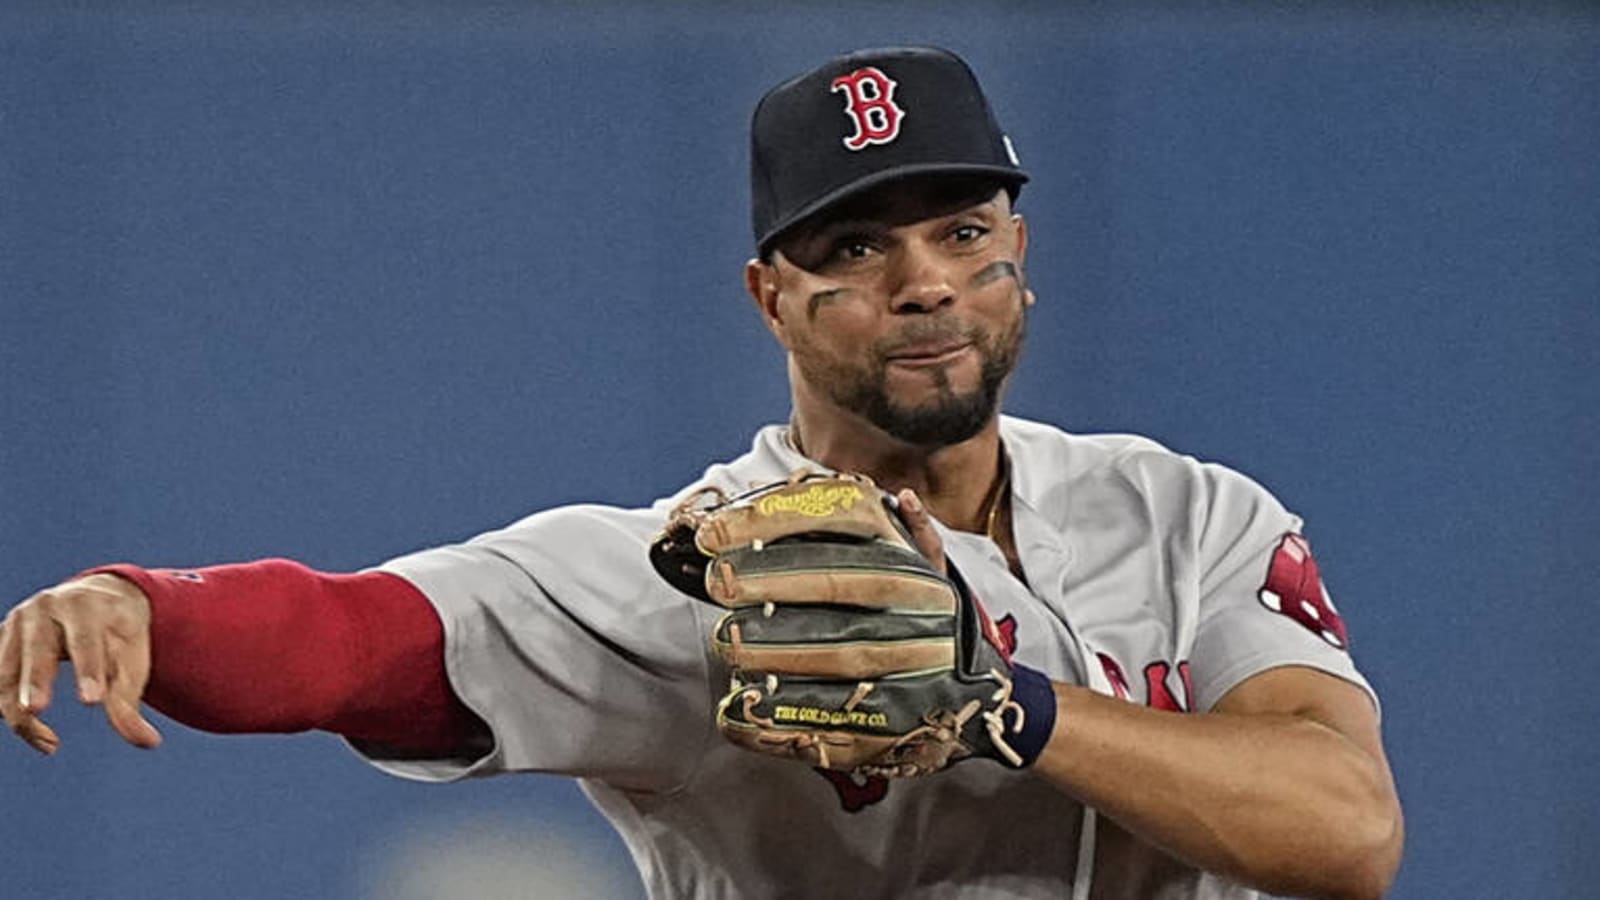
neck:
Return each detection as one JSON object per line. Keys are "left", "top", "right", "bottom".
{"left": 789, "top": 402, "right": 1005, "bottom": 535}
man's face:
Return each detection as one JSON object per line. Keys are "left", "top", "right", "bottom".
{"left": 750, "top": 176, "right": 1033, "bottom": 448}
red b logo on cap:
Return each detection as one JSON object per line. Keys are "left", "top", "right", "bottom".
{"left": 830, "top": 67, "right": 905, "bottom": 150}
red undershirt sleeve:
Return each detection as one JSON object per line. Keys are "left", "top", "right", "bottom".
{"left": 82, "top": 559, "right": 487, "bottom": 756}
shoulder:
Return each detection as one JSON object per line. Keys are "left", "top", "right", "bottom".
{"left": 1001, "top": 415, "right": 1293, "bottom": 528}
{"left": 492, "top": 503, "right": 664, "bottom": 544}
{"left": 1001, "top": 415, "right": 1187, "bottom": 496}
{"left": 650, "top": 423, "right": 810, "bottom": 511}
{"left": 1001, "top": 414, "right": 1172, "bottom": 473}
{"left": 480, "top": 424, "right": 801, "bottom": 549}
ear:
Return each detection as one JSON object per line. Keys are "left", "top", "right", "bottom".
{"left": 744, "top": 257, "right": 792, "bottom": 345}
{"left": 1012, "top": 214, "right": 1036, "bottom": 308}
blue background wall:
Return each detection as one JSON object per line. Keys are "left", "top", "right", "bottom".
{"left": 3, "top": 3, "right": 1596, "bottom": 898}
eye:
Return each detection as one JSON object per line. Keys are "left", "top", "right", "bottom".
{"left": 828, "top": 234, "right": 880, "bottom": 265}
{"left": 949, "top": 223, "right": 989, "bottom": 244}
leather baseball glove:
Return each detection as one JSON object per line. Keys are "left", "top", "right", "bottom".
{"left": 650, "top": 470, "right": 1056, "bottom": 777}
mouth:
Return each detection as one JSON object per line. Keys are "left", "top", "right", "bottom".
{"left": 885, "top": 341, "right": 975, "bottom": 368}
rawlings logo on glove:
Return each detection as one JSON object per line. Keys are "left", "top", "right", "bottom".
{"left": 755, "top": 483, "right": 864, "bottom": 517}
{"left": 649, "top": 470, "right": 1056, "bottom": 778}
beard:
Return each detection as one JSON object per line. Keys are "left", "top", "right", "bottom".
{"left": 799, "top": 302, "right": 1027, "bottom": 449}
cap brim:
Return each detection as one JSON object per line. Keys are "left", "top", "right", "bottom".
{"left": 756, "top": 163, "right": 1028, "bottom": 257}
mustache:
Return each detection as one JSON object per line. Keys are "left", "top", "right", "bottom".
{"left": 875, "top": 320, "right": 981, "bottom": 356}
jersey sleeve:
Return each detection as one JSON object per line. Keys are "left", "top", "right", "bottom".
{"left": 346, "top": 504, "right": 718, "bottom": 794}
{"left": 1186, "top": 463, "right": 1378, "bottom": 715}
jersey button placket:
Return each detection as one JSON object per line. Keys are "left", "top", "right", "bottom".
{"left": 1009, "top": 497, "right": 1090, "bottom": 686}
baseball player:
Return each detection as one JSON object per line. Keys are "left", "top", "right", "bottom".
{"left": 1, "top": 47, "right": 1401, "bottom": 899}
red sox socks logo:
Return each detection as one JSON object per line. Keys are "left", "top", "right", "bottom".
{"left": 1257, "top": 534, "right": 1349, "bottom": 649}
{"left": 830, "top": 66, "right": 905, "bottom": 150}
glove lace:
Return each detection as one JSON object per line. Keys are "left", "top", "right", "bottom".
{"left": 979, "top": 668, "right": 1027, "bottom": 767}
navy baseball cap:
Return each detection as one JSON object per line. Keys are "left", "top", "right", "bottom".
{"left": 750, "top": 46, "right": 1028, "bottom": 257}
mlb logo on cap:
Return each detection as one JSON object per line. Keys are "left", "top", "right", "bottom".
{"left": 749, "top": 46, "right": 1028, "bottom": 256}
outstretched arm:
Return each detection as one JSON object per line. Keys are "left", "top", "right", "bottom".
{"left": 0, "top": 562, "right": 485, "bottom": 756}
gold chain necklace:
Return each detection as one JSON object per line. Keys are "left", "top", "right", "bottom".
{"left": 981, "top": 457, "right": 1011, "bottom": 542}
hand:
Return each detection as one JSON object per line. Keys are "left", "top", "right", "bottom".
{"left": 0, "top": 573, "right": 163, "bottom": 754}
{"left": 892, "top": 488, "right": 946, "bottom": 572}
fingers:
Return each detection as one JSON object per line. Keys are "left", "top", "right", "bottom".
{"left": 8, "top": 711, "right": 62, "bottom": 757}
{"left": 17, "top": 600, "right": 63, "bottom": 714}
{"left": 896, "top": 488, "right": 947, "bottom": 573}
{"left": 0, "top": 605, "right": 63, "bottom": 755}
{"left": 103, "top": 630, "right": 161, "bottom": 749}
{"left": 0, "top": 575, "right": 159, "bottom": 753}
{"left": 60, "top": 615, "right": 107, "bottom": 704}
{"left": 104, "top": 693, "right": 162, "bottom": 749}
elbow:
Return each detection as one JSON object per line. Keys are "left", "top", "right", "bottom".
{"left": 1342, "top": 804, "right": 1404, "bottom": 900}
{"left": 1251, "top": 819, "right": 1403, "bottom": 900}
{"left": 1307, "top": 721, "right": 1406, "bottom": 900}
{"left": 1249, "top": 761, "right": 1405, "bottom": 900}
{"left": 1312, "top": 780, "right": 1405, "bottom": 900}
{"left": 1258, "top": 814, "right": 1402, "bottom": 900}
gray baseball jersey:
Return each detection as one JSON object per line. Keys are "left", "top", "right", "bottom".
{"left": 351, "top": 415, "right": 1374, "bottom": 900}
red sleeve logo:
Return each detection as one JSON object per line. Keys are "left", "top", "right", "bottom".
{"left": 1257, "top": 534, "right": 1349, "bottom": 650}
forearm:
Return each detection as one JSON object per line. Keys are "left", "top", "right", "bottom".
{"left": 1034, "top": 682, "right": 1402, "bottom": 899}
{"left": 89, "top": 560, "right": 484, "bottom": 754}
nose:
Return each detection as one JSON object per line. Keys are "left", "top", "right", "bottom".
{"left": 888, "top": 239, "right": 956, "bottom": 314}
